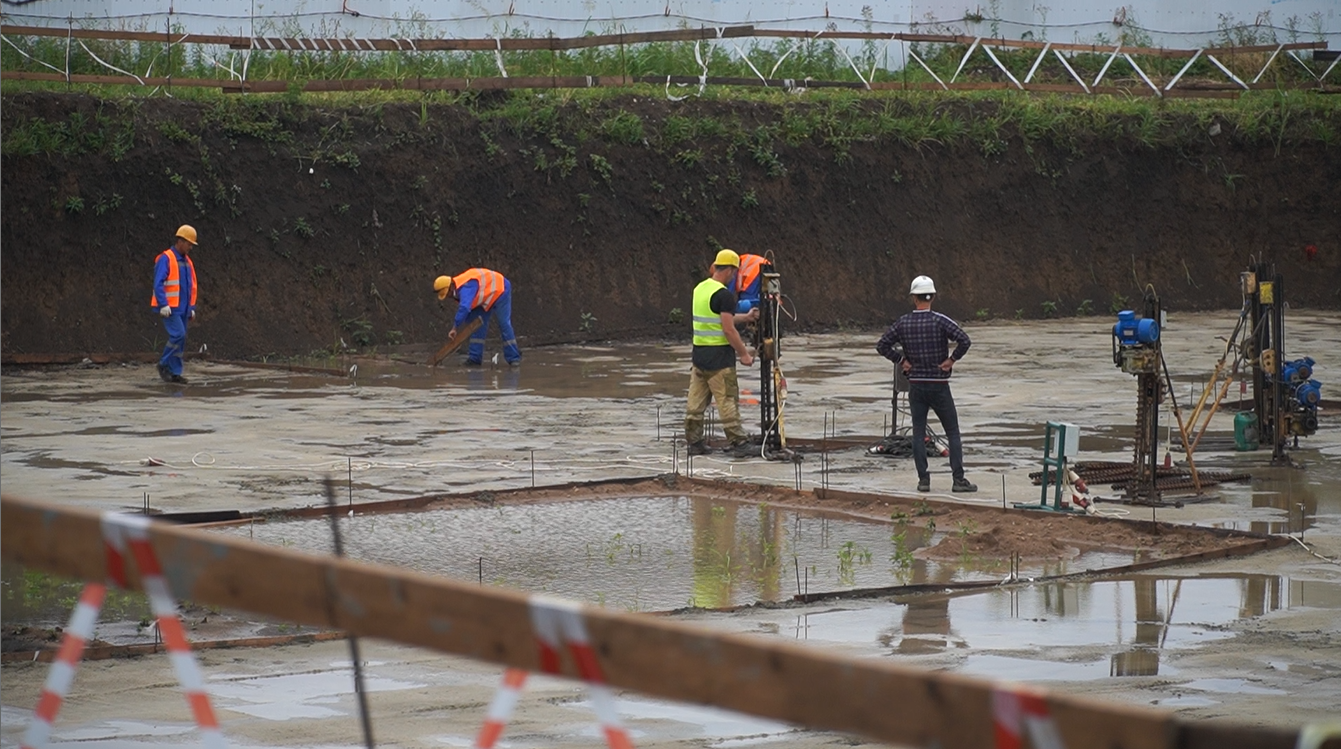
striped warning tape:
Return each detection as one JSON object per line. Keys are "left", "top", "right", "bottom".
{"left": 20, "top": 514, "right": 227, "bottom": 749}
{"left": 20, "top": 583, "right": 106, "bottom": 749}
{"left": 473, "top": 595, "right": 633, "bottom": 749}
{"left": 992, "top": 685, "right": 1065, "bottom": 749}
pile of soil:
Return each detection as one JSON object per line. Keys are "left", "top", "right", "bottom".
{"left": 3, "top": 91, "right": 1337, "bottom": 358}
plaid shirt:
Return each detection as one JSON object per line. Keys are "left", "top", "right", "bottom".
{"left": 876, "top": 309, "right": 971, "bottom": 382}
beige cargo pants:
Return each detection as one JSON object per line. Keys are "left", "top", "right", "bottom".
{"left": 684, "top": 365, "right": 748, "bottom": 446}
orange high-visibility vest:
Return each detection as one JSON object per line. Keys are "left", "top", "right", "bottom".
{"left": 452, "top": 268, "right": 505, "bottom": 311}
{"left": 736, "top": 254, "right": 767, "bottom": 294}
{"left": 150, "top": 249, "right": 198, "bottom": 309}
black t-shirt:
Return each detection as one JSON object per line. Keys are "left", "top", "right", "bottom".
{"left": 692, "top": 287, "right": 738, "bottom": 371}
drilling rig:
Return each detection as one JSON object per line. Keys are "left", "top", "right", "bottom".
{"left": 749, "top": 261, "right": 788, "bottom": 457}
{"left": 1240, "top": 262, "right": 1323, "bottom": 464}
{"left": 1112, "top": 290, "right": 1167, "bottom": 504}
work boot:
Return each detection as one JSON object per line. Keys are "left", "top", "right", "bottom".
{"left": 952, "top": 478, "right": 978, "bottom": 493}
{"left": 463, "top": 359, "right": 482, "bottom": 367}
{"left": 686, "top": 441, "right": 710, "bottom": 456}
{"left": 916, "top": 477, "right": 930, "bottom": 493}
{"left": 725, "top": 441, "right": 757, "bottom": 459}
{"left": 157, "top": 364, "right": 171, "bottom": 382}
{"left": 170, "top": 374, "right": 189, "bottom": 384}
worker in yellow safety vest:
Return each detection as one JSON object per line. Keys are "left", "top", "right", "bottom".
{"left": 433, "top": 268, "right": 520, "bottom": 365}
{"left": 150, "top": 225, "right": 199, "bottom": 384}
{"left": 685, "top": 249, "right": 759, "bottom": 458}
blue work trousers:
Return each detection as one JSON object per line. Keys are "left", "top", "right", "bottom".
{"left": 463, "top": 288, "right": 520, "bottom": 364}
{"left": 158, "top": 310, "right": 189, "bottom": 376}
{"left": 909, "top": 381, "right": 966, "bottom": 482}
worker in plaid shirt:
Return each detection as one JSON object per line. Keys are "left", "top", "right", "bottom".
{"left": 876, "top": 275, "right": 978, "bottom": 494}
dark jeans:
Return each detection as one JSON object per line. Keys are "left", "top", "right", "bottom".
{"left": 909, "top": 381, "right": 965, "bottom": 482}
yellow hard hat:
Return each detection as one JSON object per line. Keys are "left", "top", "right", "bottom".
{"left": 433, "top": 275, "right": 454, "bottom": 300}
{"left": 175, "top": 224, "right": 198, "bottom": 245}
{"left": 714, "top": 249, "right": 740, "bottom": 268}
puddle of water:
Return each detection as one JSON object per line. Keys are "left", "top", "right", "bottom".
{"left": 1182, "top": 678, "right": 1288, "bottom": 695}
{"left": 206, "top": 667, "right": 425, "bottom": 721}
{"left": 783, "top": 574, "right": 1341, "bottom": 680}
{"left": 565, "top": 695, "right": 796, "bottom": 744}
{"left": 211, "top": 496, "right": 1130, "bottom": 611}
{"left": 1154, "top": 695, "right": 1221, "bottom": 708}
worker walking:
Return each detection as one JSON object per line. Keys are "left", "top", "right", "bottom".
{"left": 434, "top": 268, "right": 520, "bottom": 365}
{"left": 685, "top": 250, "right": 759, "bottom": 458}
{"left": 734, "top": 252, "right": 769, "bottom": 312}
{"left": 151, "top": 225, "right": 199, "bottom": 384}
{"left": 876, "top": 275, "right": 978, "bottom": 493}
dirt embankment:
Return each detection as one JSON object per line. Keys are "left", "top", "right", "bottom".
{"left": 2, "top": 91, "right": 1338, "bottom": 358}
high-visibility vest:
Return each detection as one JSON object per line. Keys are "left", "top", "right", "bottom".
{"left": 150, "top": 249, "right": 197, "bottom": 309}
{"left": 692, "top": 278, "right": 728, "bottom": 347}
{"left": 736, "top": 254, "right": 767, "bottom": 295}
{"left": 452, "top": 268, "right": 506, "bottom": 311}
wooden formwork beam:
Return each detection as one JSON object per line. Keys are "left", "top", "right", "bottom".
{"left": 0, "top": 494, "right": 1305, "bottom": 749}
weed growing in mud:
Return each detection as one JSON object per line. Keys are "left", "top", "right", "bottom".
{"left": 741, "top": 189, "right": 759, "bottom": 208}
{"left": 579, "top": 311, "right": 597, "bottom": 333}
{"left": 890, "top": 512, "right": 915, "bottom": 571}
{"left": 975, "top": 308, "right": 991, "bottom": 321}
{"left": 1041, "top": 299, "right": 1058, "bottom": 318}
{"left": 63, "top": 196, "right": 84, "bottom": 214}
{"left": 1109, "top": 292, "right": 1129, "bottom": 314}
{"left": 667, "top": 307, "right": 684, "bottom": 324}
{"left": 1076, "top": 299, "right": 1094, "bottom": 316}
{"left": 1015, "top": 309, "right": 1025, "bottom": 320}
{"left": 836, "top": 541, "right": 873, "bottom": 585}
{"left": 292, "top": 217, "right": 315, "bottom": 238}
{"left": 601, "top": 111, "right": 644, "bottom": 144}
{"left": 588, "top": 153, "right": 614, "bottom": 183}
{"left": 92, "top": 192, "right": 122, "bottom": 215}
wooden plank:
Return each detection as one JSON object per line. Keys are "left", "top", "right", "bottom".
{"left": 428, "top": 316, "right": 484, "bottom": 366}
{"left": 0, "top": 494, "right": 1301, "bottom": 749}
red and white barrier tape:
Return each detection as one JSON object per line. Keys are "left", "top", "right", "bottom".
{"left": 473, "top": 595, "right": 633, "bottom": 749}
{"left": 20, "top": 514, "right": 227, "bottom": 749}
{"left": 993, "top": 685, "right": 1065, "bottom": 749}
{"left": 20, "top": 583, "right": 107, "bottom": 749}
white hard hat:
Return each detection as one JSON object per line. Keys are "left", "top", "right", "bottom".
{"left": 910, "top": 275, "right": 937, "bottom": 295}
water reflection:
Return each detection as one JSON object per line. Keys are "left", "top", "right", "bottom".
{"left": 870, "top": 574, "right": 1341, "bottom": 679}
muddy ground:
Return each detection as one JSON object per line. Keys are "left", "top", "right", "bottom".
{"left": 1, "top": 311, "right": 1338, "bottom": 747}
{"left": 2, "top": 91, "right": 1340, "bottom": 360}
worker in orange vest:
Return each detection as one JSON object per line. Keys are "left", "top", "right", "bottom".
{"left": 734, "top": 252, "right": 769, "bottom": 312}
{"left": 433, "top": 268, "right": 520, "bottom": 365}
{"left": 151, "top": 225, "right": 198, "bottom": 384}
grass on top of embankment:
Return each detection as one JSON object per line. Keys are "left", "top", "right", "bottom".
{"left": 4, "top": 85, "right": 1337, "bottom": 164}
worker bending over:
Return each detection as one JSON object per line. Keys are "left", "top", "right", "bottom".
{"left": 685, "top": 250, "right": 759, "bottom": 458}
{"left": 434, "top": 268, "right": 521, "bottom": 366}
{"left": 876, "top": 275, "right": 977, "bottom": 494}
{"left": 151, "top": 225, "right": 199, "bottom": 384}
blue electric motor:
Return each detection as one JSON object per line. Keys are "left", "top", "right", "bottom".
{"left": 1295, "top": 379, "right": 1323, "bottom": 408}
{"left": 1114, "top": 310, "right": 1159, "bottom": 346}
{"left": 1281, "top": 357, "right": 1315, "bottom": 383}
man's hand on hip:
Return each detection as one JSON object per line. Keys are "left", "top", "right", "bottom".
{"left": 940, "top": 358, "right": 955, "bottom": 372}
{"left": 901, "top": 360, "right": 912, "bottom": 374}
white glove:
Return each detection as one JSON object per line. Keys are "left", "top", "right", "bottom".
{"left": 159, "top": 306, "right": 172, "bottom": 318}
{"left": 188, "top": 309, "right": 196, "bottom": 320}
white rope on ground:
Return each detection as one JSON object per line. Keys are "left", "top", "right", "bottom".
{"left": 1279, "top": 534, "right": 1341, "bottom": 566}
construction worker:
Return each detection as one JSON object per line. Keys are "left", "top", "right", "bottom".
{"left": 151, "top": 225, "right": 198, "bottom": 384}
{"left": 876, "top": 275, "right": 978, "bottom": 494}
{"left": 734, "top": 252, "right": 769, "bottom": 311}
{"left": 434, "top": 269, "right": 520, "bottom": 366}
{"left": 685, "top": 249, "right": 759, "bottom": 458}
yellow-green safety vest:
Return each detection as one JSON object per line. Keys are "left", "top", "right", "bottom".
{"left": 692, "top": 278, "right": 728, "bottom": 347}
